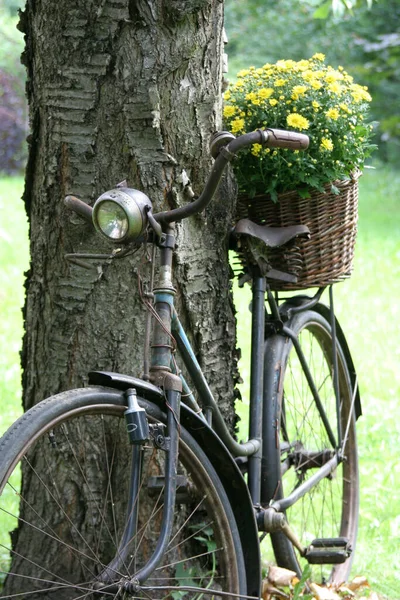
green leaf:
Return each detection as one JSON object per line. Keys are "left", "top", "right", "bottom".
{"left": 331, "top": 184, "right": 341, "bottom": 194}
{"left": 297, "top": 188, "right": 311, "bottom": 199}
{"left": 313, "top": 0, "right": 331, "bottom": 18}
{"left": 292, "top": 563, "right": 312, "bottom": 600}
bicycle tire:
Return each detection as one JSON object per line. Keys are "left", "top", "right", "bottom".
{"left": 262, "top": 309, "right": 359, "bottom": 584}
{"left": 0, "top": 386, "right": 246, "bottom": 599}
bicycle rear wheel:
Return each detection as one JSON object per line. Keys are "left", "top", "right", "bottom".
{"left": 262, "top": 309, "right": 359, "bottom": 584}
{"left": 0, "top": 387, "right": 246, "bottom": 599}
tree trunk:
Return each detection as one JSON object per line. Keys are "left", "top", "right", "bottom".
{"left": 6, "top": 0, "right": 240, "bottom": 591}
{"left": 19, "top": 0, "right": 238, "bottom": 423}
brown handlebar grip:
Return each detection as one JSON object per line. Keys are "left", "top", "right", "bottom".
{"left": 264, "top": 128, "right": 309, "bottom": 150}
{"left": 64, "top": 195, "right": 93, "bottom": 223}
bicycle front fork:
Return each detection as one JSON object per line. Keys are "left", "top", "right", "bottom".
{"left": 96, "top": 375, "right": 182, "bottom": 591}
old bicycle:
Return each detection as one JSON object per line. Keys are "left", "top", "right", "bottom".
{"left": 0, "top": 128, "right": 360, "bottom": 599}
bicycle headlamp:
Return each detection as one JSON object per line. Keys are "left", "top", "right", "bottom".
{"left": 92, "top": 188, "right": 152, "bottom": 242}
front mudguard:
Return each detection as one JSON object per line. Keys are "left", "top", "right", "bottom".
{"left": 88, "top": 371, "right": 261, "bottom": 598}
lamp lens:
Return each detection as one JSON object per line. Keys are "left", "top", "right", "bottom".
{"left": 96, "top": 201, "right": 129, "bottom": 240}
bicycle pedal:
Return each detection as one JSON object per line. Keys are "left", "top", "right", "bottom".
{"left": 305, "top": 537, "right": 351, "bottom": 564}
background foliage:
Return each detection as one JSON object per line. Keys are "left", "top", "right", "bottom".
{"left": 225, "top": 0, "right": 400, "bottom": 164}
{"left": 0, "top": 2, "right": 26, "bottom": 173}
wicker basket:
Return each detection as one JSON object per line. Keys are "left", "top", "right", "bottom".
{"left": 235, "top": 174, "right": 360, "bottom": 290}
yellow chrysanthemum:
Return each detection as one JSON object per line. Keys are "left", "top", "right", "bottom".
{"left": 326, "top": 108, "right": 340, "bottom": 120}
{"left": 258, "top": 87, "right": 274, "bottom": 99}
{"left": 320, "top": 137, "right": 334, "bottom": 151}
{"left": 230, "top": 118, "right": 245, "bottom": 134}
{"left": 251, "top": 143, "right": 263, "bottom": 157}
{"left": 224, "top": 90, "right": 231, "bottom": 101}
{"left": 223, "top": 105, "right": 236, "bottom": 118}
{"left": 291, "top": 85, "right": 308, "bottom": 100}
{"left": 310, "top": 80, "right": 323, "bottom": 90}
{"left": 297, "top": 59, "right": 310, "bottom": 71}
{"left": 245, "top": 92, "right": 261, "bottom": 105}
{"left": 339, "top": 102, "right": 351, "bottom": 114}
{"left": 325, "top": 71, "right": 344, "bottom": 84}
{"left": 222, "top": 55, "right": 373, "bottom": 198}
{"left": 286, "top": 113, "right": 310, "bottom": 130}
{"left": 275, "top": 59, "right": 296, "bottom": 70}
{"left": 350, "top": 84, "right": 372, "bottom": 103}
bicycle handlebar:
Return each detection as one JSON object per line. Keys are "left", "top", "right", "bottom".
{"left": 64, "top": 128, "right": 309, "bottom": 227}
{"left": 154, "top": 128, "right": 309, "bottom": 225}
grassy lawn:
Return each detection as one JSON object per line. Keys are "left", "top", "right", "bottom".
{"left": 0, "top": 176, "right": 28, "bottom": 435}
{"left": 0, "top": 167, "right": 399, "bottom": 597}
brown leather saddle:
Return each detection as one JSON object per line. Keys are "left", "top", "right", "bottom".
{"left": 231, "top": 218, "right": 310, "bottom": 283}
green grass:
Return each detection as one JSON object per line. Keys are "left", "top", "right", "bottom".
{"left": 0, "top": 176, "right": 28, "bottom": 435}
{"left": 1, "top": 168, "right": 399, "bottom": 596}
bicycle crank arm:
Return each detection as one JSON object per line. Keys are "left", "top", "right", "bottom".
{"left": 257, "top": 508, "right": 306, "bottom": 555}
{"left": 257, "top": 508, "right": 352, "bottom": 564}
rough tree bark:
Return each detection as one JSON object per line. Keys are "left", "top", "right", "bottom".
{"left": 4, "top": 0, "right": 242, "bottom": 591}
{"left": 19, "top": 0, "right": 239, "bottom": 421}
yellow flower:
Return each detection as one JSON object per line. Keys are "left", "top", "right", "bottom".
{"left": 312, "top": 100, "right": 320, "bottom": 109}
{"left": 237, "top": 69, "right": 250, "bottom": 78}
{"left": 275, "top": 59, "right": 296, "bottom": 70}
{"left": 312, "top": 53, "right": 325, "bottom": 61}
{"left": 326, "top": 108, "right": 340, "bottom": 120}
{"left": 320, "top": 137, "right": 334, "bottom": 151}
{"left": 339, "top": 102, "right": 351, "bottom": 114}
{"left": 251, "top": 143, "right": 263, "bottom": 157}
{"left": 274, "top": 78, "right": 286, "bottom": 87}
{"left": 223, "top": 91, "right": 231, "bottom": 101}
{"left": 230, "top": 118, "right": 245, "bottom": 134}
{"left": 286, "top": 113, "right": 310, "bottom": 130}
{"left": 292, "top": 85, "right": 308, "bottom": 100}
{"left": 297, "top": 59, "right": 310, "bottom": 70}
{"left": 325, "top": 71, "right": 344, "bottom": 84}
{"left": 258, "top": 87, "right": 274, "bottom": 99}
{"left": 223, "top": 105, "right": 236, "bottom": 118}
{"left": 350, "top": 84, "right": 372, "bottom": 103}
{"left": 245, "top": 92, "right": 261, "bottom": 105}
{"left": 302, "top": 70, "right": 315, "bottom": 82}
{"left": 310, "top": 80, "right": 323, "bottom": 90}
{"left": 269, "top": 98, "right": 278, "bottom": 106}
{"left": 328, "top": 82, "right": 343, "bottom": 95}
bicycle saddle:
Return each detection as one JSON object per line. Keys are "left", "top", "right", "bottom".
{"left": 231, "top": 218, "right": 310, "bottom": 248}
{"left": 231, "top": 218, "right": 310, "bottom": 282}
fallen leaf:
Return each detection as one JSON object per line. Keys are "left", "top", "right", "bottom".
{"left": 346, "top": 576, "right": 369, "bottom": 592}
{"left": 267, "top": 565, "right": 298, "bottom": 587}
{"left": 309, "top": 582, "right": 341, "bottom": 600}
{"left": 261, "top": 580, "right": 290, "bottom": 600}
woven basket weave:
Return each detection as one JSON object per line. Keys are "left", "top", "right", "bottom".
{"left": 235, "top": 174, "right": 359, "bottom": 290}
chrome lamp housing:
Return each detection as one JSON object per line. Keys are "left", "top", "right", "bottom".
{"left": 92, "top": 188, "right": 152, "bottom": 243}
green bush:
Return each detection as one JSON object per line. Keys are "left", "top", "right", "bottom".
{"left": 0, "top": 13, "right": 27, "bottom": 173}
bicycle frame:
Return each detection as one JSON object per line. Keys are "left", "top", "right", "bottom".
{"left": 146, "top": 226, "right": 360, "bottom": 511}
{"left": 90, "top": 216, "right": 361, "bottom": 593}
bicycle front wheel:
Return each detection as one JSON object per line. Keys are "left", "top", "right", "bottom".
{"left": 0, "top": 387, "right": 246, "bottom": 599}
{"left": 262, "top": 309, "right": 359, "bottom": 584}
